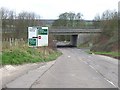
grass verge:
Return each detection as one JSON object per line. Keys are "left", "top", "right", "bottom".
{"left": 2, "top": 47, "right": 62, "bottom": 65}
{"left": 0, "top": 53, "right": 2, "bottom": 65}
{"left": 87, "top": 51, "right": 120, "bottom": 59}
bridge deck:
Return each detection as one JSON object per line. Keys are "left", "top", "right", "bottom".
{"left": 49, "top": 29, "right": 102, "bottom": 35}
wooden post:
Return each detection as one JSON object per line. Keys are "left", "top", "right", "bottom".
{"left": 9, "top": 38, "right": 12, "bottom": 47}
{"left": 15, "top": 38, "right": 18, "bottom": 46}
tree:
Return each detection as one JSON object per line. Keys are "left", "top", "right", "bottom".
{"left": 91, "top": 9, "right": 118, "bottom": 52}
{"left": 16, "top": 11, "right": 40, "bottom": 39}
{"left": 1, "top": 7, "right": 16, "bottom": 38}
{"left": 52, "top": 12, "right": 83, "bottom": 28}
{"left": 93, "top": 10, "right": 118, "bottom": 37}
{"left": 101, "top": 10, "right": 118, "bottom": 37}
{"left": 1, "top": 7, "right": 41, "bottom": 40}
{"left": 93, "top": 14, "right": 101, "bottom": 29}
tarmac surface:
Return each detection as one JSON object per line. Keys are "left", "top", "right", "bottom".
{"left": 2, "top": 48, "right": 118, "bottom": 88}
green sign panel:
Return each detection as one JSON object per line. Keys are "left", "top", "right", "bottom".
{"left": 29, "top": 38, "right": 37, "bottom": 46}
{"left": 38, "top": 29, "right": 48, "bottom": 35}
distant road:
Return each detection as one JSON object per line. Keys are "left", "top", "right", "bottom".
{"left": 6, "top": 48, "right": 118, "bottom": 88}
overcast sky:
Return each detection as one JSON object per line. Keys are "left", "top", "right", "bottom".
{"left": 0, "top": 0, "right": 119, "bottom": 20}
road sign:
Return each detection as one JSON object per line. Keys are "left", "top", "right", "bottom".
{"left": 28, "top": 27, "right": 37, "bottom": 38}
{"left": 38, "top": 28, "right": 48, "bottom": 35}
{"left": 28, "top": 26, "right": 48, "bottom": 47}
{"left": 28, "top": 38, "right": 37, "bottom": 46}
{"left": 38, "top": 36, "right": 41, "bottom": 39}
{"left": 28, "top": 27, "right": 38, "bottom": 47}
{"left": 37, "top": 27, "right": 48, "bottom": 46}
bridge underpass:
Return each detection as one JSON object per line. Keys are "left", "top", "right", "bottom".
{"left": 49, "top": 29, "right": 102, "bottom": 47}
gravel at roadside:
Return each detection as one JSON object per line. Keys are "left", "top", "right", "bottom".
{"left": 1, "top": 62, "right": 46, "bottom": 88}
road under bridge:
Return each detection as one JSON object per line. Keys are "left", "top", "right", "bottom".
{"left": 49, "top": 29, "right": 102, "bottom": 47}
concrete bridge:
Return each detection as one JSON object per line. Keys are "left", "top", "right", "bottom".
{"left": 49, "top": 29, "right": 102, "bottom": 47}
{"left": 49, "top": 29, "right": 102, "bottom": 35}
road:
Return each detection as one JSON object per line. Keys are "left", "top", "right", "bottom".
{"left": 5, "top": 48, "right": 118, "bottom": 88}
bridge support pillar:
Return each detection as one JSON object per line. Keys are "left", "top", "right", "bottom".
{"left": 70, "top": 35, "right": 78, "bottom": 47}
{"left": 77, "top": 33, "right": 100, "bottom": 47}
{"left": 77, "top": 33, "right": 91, "bottom": 45}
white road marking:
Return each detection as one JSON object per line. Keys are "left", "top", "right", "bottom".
{"left": 82, "top": 60, "right": 118, "bottom": 88}
{"left": 68, "top": 56, "right": 71, "bottom": 58}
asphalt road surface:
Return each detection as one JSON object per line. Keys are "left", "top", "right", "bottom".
{"left": 5, "top": 48, "right": 118, "bottom": 88}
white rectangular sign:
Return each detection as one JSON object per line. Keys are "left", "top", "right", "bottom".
{"left": 28, "top": 27, "right": 38, "bottom": 47}
{"left": 28, "top": 26, "right": 48, "bottom": 47}
{"left": 38, "top": 35, "right": 48, "bottom": 46}
{"left": 28, "top": 27, "right": 37, "bottom": 38}
{"left": 37, "top": 27, "right": 48, "bottom": 46}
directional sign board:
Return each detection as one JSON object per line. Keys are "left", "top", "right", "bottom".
{"left": 28, "top": 26, "right": 48, "bottom": 47}
{"left": 28, "top": 27, "right": 38, "bottom": 47}
{"left": 29, "top": 38, "right": 37, "bottom": 46}
{"left": 37, "top": 27, "right": 48, "bottom": 46}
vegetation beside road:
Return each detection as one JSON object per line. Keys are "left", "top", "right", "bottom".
{"left": 2, "top": 46, "right": 62, "bottom": 65}
{"left": 78, "top": 10, "right": 119, "bottom": 59}
{"left": 90, "top": 10, "right": 119, "bottom": 53}
{"left": 87, "top": 51, "right": 120, "bottom": 59}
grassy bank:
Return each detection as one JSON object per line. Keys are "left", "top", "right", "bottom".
{"left": 87, "top": 51, "right": 120, "bottom": 59}
{"left": 0, "top": 53, "right": 2, "bottom": 65}
{"left": 2, "top": 47, "right": 62, "bottom": 65}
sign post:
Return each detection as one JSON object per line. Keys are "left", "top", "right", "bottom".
{"left": 37, "top": 27, "right": 48, "bottom": 62}
{"left": 28, "top": 26, "right": 48, "bottom": 62}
